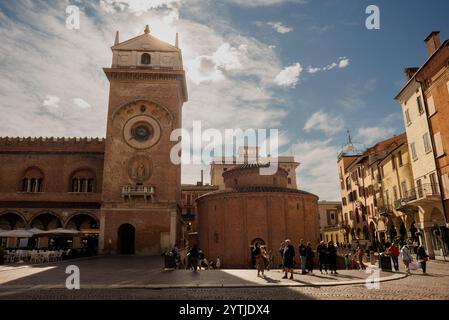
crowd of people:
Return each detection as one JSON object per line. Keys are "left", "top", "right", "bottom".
{"left": 172, "top": 238, "right": 430, "bottom": 276}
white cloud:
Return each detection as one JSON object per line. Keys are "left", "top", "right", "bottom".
{"left": 267, "top": 22, "right": 293, "bottom": 34}
{"left": 229, "top": 0, "right": 307, "bottom": 6}
{"left": 304, "top": 111, "right": 344, "bottom": 136}
{"left": 43, "top": 95, "right": 60, "bottom": 109}
{"left": 307, "top": 57, "right": 350, "bottom": 74}
{"left": 338, "top": 57, "right": 350, "bottom": 68}
{"left": 292, "top": 139, "right": 341, "bottom": 200}
{"left": 268, "top": 45, "right": 276, "bottom": 49}
{"left": 273, "top": 63, "right": 302, "bottom": 88}
{"left": 357, "top": 127, "right": 395, "bottom": 145}
{"left": 73, "top": 98, "right": 91, "bottom": 109}
{"left": 100, "top": 0, "right": 182, "bottom": 15}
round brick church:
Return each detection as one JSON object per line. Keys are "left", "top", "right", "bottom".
{"left": 197, "top": 163, "right": 320, "bottom": 268}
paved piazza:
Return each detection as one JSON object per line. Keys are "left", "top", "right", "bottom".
{"left": 0, "top": 256, "right": 448, "bottom": 300}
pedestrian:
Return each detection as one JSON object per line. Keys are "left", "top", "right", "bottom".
{"left": 327, "top": 241, "right": 338, "bottom": 274}
{"left": 387, "top": 242, "right": 400, "bottom": 272}
{"left": 344, "top": 253, "right": 351, "bottom": 270}
{"left": 279, "top": 241, "right": 285, "bottom": 270}
{"left": 416, "top": 244, "right": 429, "bottom": 274}
{"left": 357, "top": 246, "right": 366, "bottom": 270}
{"left": 188, "top": 245, "right": 200, "bottom": 272}
{"left": 216, "top": 256, "right": 221, "bottom": 269}
{"left": 317, "top": 241, "right": 328, "bottom": 274}
{"left": 252, "top": 242, "right": 265, "bottom": 277}
{"left": 306, "top": 242, "right": 315, "bottom": 274}
{"left": 282, "top": 239, "right": 295, "bottom": 279}
{"left": 298, "top": 239, "right": 307, "bottom": 274}
{"left": 400, "top": 242, "right": 413, "bottom": 274}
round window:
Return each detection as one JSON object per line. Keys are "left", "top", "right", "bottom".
{"left": 131, "top": 123, "right": 153, "bottom": 142}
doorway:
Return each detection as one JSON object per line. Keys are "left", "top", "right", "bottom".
{"left": 118, "top": 224, "right": 135, "bottom": 254}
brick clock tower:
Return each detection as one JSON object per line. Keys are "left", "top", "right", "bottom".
{"left": 99, "top": 26, "right": 187, "bottom": 255}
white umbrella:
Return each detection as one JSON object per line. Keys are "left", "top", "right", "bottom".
{"left": 0, "top": 229, "right": 34, "bottom": 238}
{"left": 41, "top": 228, "right": 81, "bottom": 236}
{"left": 27, "top": 228, "right": 45, "bottom": 235}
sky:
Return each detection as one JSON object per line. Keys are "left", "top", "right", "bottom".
{"left": 0, "top": 0, "right": 448, "bottom": 201}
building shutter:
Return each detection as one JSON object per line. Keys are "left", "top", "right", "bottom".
{"left": 427, "top": 96, "right": 436, "bottom": 116}
{"left": 434, "top": 132, "right": 444, "bottom": 157}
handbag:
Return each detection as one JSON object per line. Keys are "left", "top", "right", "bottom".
{"left": 409, "top": 261, "right": 420, "bottom": 270}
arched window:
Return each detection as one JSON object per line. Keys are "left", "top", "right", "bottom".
{"left": 141, "top": 53, "right": 151, "bottom": 65}
{"left": 21, "top": 167, "right": 44, "bottom": 193}
{"left": 70, "top": 169, "right": 95, "bottom": 193}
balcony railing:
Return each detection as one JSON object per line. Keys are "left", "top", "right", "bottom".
{"left": 396, "top": 183, "right": 440, "bottom": 207}
{"left": 121, "top": 185, "right": 155, "bottom": 202}
{"left": 377, "top": 204, "right": 394, "bottom": 216}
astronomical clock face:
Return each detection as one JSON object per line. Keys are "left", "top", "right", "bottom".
{"left": 123, "top": 115, "right": 161, "bottom": 150}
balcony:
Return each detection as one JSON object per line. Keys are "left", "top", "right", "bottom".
{"left": 377, "top": 204, "right": 394, "bottom": 216}
{"left": 397, "top": 183, "right": 440, "bottom": 208}
{"left": 121, "top": 185, "right": 155, "bottom": 202}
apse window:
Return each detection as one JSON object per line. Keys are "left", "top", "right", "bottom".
{"left": 141, "top": 53, "right": 151, "bottom": 65}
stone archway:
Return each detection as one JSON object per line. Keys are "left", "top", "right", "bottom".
{"left": 0, "top": 212, "right": 26, "bottom": 230}
{"left": 30, "top": 213, "right": 62, "bottom": 230}
{"left": 118, "top": 224, "right": 135, "bottom": 255}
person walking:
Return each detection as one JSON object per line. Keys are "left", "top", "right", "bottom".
{"left": 279, "top": 241, "right": 285, "bottom": 271}
{"left": 306, "top": 242, "right": 315, "bottom": 274}
{"left": 416, "top": 244, "right": 429, "bottom": 274}
{"left": 400, "top": 242, "right": 413, "bottom": 274}
{"left": 282, "top": 239, "right": 295, "bottom": 279}
{"left": 252, "top": 242, "right": 265, "bottom": 277}
{"left": 188, "top": 245, "right": 200, "bottom": 272}
{"left": 387, "top": 242, "right": 400, "bottom": 272}
{"left": 357, "top": 246, "right": 366, "bottom": 270}
{"left": 327, "top": 241, "right": 338, "bottom": 274}
{"left": 216, "top": 256, "right": 221, "bottom": 269}
{"left": 298, "top": 239, "right": 307, "bottom": 274}
{"left": 317, "top": 241, "right": 328, "bottom": 274}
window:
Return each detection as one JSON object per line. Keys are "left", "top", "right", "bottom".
{"left": 417, "top": 96, "right": 424, "bottom": 114}
{"left": 417, "top": 179, "right": 423, "bottom": 198}
{"left": 288, "top": 177, "right": 292, "bottom": 185}
{"left": 434, "top": 132, "right": 445, "bottom": 157}
{"left": 410, "top": 142, "right": 418, "bottom": 161}
{"left": 380, "top": 165, "right": 385, "bottom": 178}
{"left": 430, "top": 173, "right": 438, "bottom": 195}
{"left": 401, "top": 181, "right": 407, "bottom": 196}
{"left": 392, "top": 155, "right": 396, "bottom": 170}
{"left": 385, "top": 190, "right": 390, "bottom": 205}
{"left": 398, "top": 150, "right": 403, "bottom": 167}
{"left": 141, "top": 53, "right": 151, "bottom": 65}
{"left": 405, "top": 109, "right": 411, "bottom": 125}
{"left": 346, "top": 177, "right": 351, "bottom": 190}
{"left": 21, "top": 167, "right": 44, "bottom": 193}
{"left": 427, "top": 96, "right": 436, "bottom": 116}
{"left": 342, "top": 197, "right": 347, "bottom": 206}
{"left": 70, "top": 170, "right": 95, "bottom": 193}
{"left": 423, "top": 132, "right": 432, "bottom": 153}
{"left": 393, "top": 186, "right": 398, "bottom": 202}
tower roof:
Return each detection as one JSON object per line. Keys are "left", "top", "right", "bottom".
{"left": 112, "top": 25, "right": 180, "bottom": 52}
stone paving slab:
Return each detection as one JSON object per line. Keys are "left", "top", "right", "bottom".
{"left": 0, "top": 255, "right": 406, "bottom": 290}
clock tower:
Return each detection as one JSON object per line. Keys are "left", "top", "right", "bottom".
{"left": 99, "top": 26, "right": 187, "bottom": 255}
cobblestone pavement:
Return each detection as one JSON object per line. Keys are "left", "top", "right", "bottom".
{"left": 0, "top": 256, "right": 448, "bottom": 300}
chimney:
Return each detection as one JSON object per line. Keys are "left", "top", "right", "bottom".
{"left": 425, "top": 31, "right": 441, "bottom": 57}
{"left": 404, "top": 67, "right": 419, "bottom": 81}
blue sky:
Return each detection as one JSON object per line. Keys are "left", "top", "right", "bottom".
{"left": 0, "top": 0, "right": 448, "bottom": 200}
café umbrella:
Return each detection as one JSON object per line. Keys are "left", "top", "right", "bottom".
{"left": 0, "top": 229, "right": 34, "bottom": 238}
{"left": 40, "top": 228, "right": 81, "bottom": 236}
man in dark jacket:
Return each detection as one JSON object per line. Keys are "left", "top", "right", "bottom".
{"left": 188, "top": 245, "right": 200, "bottom": 272}
{"left": 298, "top": 239, "right": 307, "bottom": 274}
{"left": 327, "top": 241, "right": 338, "bottom": 274}
{"left": 417, "top": 244, "right": 429, "bottom": 274}
{"left": 317, "top": 241, "right": 328, "bottom": 274}
{"left": 282, "top": 239, "right": 295, "bottom": 279}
